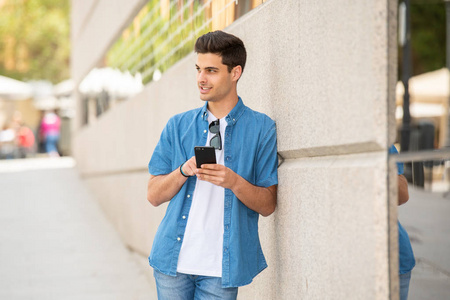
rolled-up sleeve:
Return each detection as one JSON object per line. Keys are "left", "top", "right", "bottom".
{"left": 148, "top": 119, "right": 174, "bottom": 176}
{"left": 255, "top": 121, "right": 278, "bottom": 188}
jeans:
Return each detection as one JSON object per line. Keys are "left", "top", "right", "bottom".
{"left": 153, "top": 269, "right": 238, "bottom": 300}
{"left": 45, "top": 133, "right": 59, "bottom": 154}
{"left": 399, "top": 271, "right": 412, "bottom": 300}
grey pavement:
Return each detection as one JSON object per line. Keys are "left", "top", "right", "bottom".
{"left": 399, "top": 187, "right": 450, "bottom": 300}
{"left": 2, "top": 157, "right": 449, "bottom": 300}
{"left": 0, "top": 158, "right": 156, "bottom": 300}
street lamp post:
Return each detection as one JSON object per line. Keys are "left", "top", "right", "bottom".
{"left": 399, "top": 0, "right": 412, "bottom": 153}
{"left": 444, "top": 0, "right": 450, "bottom": 147}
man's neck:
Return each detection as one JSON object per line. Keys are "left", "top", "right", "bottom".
{"left": 207, "top": 95, "right": 239, "bottom": 119}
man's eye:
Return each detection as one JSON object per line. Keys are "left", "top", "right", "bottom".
{"left": 208, "top": 69, "right": 216, "bottom": 73}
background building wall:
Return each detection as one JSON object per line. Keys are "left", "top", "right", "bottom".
{"left": 71, "top": 0, "right": 399, "bottom": 299}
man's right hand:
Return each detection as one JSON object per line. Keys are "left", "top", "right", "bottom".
{"left": 147, "top": 156, "right": 197, "bottom": 207}
{"left": 181, "top": 156, "right": 197, "bottom": 177}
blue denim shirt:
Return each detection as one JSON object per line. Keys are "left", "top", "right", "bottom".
{"left": 390, "top": 145, "right": 415, "bottom": 274}
{"left": 148, "top": 97, "right": 278, "bottom": 287}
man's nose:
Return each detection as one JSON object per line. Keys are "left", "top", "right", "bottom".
{"left": 197, "top": 71, "right": 206, "bottom": 83}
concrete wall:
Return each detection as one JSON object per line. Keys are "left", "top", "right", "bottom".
{"left": 71, "top": 0, "right": 399, "bottom": 299}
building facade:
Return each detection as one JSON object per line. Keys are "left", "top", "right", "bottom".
{"left": 71, "top": 0, "right": 400, "bottom": 298}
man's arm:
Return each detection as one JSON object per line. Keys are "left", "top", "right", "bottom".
{"left": 147, "top": 156, "right": 197, "bottom": 206}
{"left": 398, "top": 174, "right": 409, "bottom": 206}
{"left": 196, "top": 164, "right": 277, "bottom": 217}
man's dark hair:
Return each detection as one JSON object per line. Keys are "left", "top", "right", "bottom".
{"left": 195, "top": 31, "right": 246, "bottom": 73}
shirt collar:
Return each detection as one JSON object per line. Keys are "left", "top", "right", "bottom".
{"left": 201, "top": 97, "right": 245, "bottom": 126}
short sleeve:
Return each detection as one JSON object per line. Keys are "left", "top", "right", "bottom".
{"left": 389, "top": 145, "right": 404, "bottom": 175}
{"left": 255, "top": 121, "right": 278, "bottom": 188}
{"left": 148, "top": 119, "right": 175, "bottom": 176}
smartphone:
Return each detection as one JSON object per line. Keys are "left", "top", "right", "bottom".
{"left": 194, "top": 146, "right": 216, "bottom": 168}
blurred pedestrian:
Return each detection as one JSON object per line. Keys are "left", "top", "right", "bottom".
{"left": 17, "top": 123, "right": 35, "bottom": 158}
{"left": 391, "top": 145, "right": 415, "bottom": 300}
{"left": 0, "top": 125, "right": 15, "bottom": 159}
{"left": 39, "top": 110, "right": 61, "bottom": 157}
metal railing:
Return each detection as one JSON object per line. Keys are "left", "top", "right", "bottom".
{"left": 391, "top": 148, "right": 450, "bottom": 163}
{"left": 106, "top": 0, "right": 260, "bottom": 84}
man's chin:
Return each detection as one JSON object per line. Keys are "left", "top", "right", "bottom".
{"left": 199, "top": 94, "right": 212, "bottom": 102}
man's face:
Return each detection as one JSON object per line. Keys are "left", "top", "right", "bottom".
{"left": 196, "top": 53, "right": 236, "bottom": 103}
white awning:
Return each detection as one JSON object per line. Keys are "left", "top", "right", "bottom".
{"left": 0, "top": 75, "right": 33, "bottom": 100}
{"left": 396, "top": 68, "right": 450, "bottom": 103}
{"left": 79, "top": 67, "right": 143, "bottom": 99}
{"left": 53, "top": 79, "right": 74, "bottom": 97}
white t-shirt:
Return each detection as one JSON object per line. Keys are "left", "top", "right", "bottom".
{"left": 177, "top": 111, "right": 227, "bottom": 277}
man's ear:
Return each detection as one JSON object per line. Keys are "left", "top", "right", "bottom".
{"left": 231, "top": 65, "right": 242, "bottom": 81}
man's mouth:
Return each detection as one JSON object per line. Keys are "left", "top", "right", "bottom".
{"left": 199, "top": 86, "right": 212, "bottom": 94}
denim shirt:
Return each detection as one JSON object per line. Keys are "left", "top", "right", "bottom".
{"left": 390, "top": 145, "right": 415, "bottom": 274}
{"left": 148, "top": 97, "right": 278, "bottom": 287}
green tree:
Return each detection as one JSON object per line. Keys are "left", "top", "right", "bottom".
{"left": 398, "top": 0, "right": 446, "bottom": 78}
{"left": 0, "top": 0, "right": 70, "bottom": 83}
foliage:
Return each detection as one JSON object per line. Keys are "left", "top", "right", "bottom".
{"left": 0, "top": 0, "right": 70, "bottom": 83}
{"left": 398, "top": 0, "right": 446, "bottom": 78}
{"left": 106, "top": 0, "right": 211, "bottom": 84}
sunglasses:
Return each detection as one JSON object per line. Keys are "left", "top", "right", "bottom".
{"left": 209, "top": 119, "right": 221, "bottom": 150}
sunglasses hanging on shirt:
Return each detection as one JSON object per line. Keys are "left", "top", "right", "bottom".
{"left": 209, "top": 119, "right": 222, "bottom": 150}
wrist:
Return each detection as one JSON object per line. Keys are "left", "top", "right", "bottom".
{"left": 180, "top": 162, "right": 190, "bottom": 177}
{"left": 226, "top": 170, "right": 240, "bottom": 190}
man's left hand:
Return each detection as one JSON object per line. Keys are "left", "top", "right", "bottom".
{"left": 196, "top": 164, "right": 238, "bottom": 189}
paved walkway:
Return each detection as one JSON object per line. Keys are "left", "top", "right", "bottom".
{"left": 399, "top": 187, "right": 450, "bottom": 300}
{"left": 2, "top": 158, "right": 448, "bottom": 299}
{"left": 0, "top": 158, "right": 155, "bottom": 300}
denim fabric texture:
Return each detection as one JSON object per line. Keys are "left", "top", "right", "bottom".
{"left": 45, "top": 133, "right": 59, "bottom": 153}
{"left": 148, "top": 98, "right": 278, "bottom": 287}
{"left": 399, "top": 271, "right": 412, "bottom": 300}
{"left": 153, "top": 269, "right": 238, "bottom": 300}
{"left": 390, "top": 145, "right": 416, "bottom": 275}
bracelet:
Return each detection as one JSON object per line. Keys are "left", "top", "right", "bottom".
{"left": 180, "top": 162, "right": 190, "bottom": 177}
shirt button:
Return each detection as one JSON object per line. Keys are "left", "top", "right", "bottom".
{"left": 187, "top": 194, "right": 191, "bottom": 198}
{"left": 182, "top": 215, "right": 186, "bottom": 219}
{"left": 177, "top": 237, "right": 181, "bottom": 241}
{"left": 203, "top": 130, "right": 207, "bottom": 133}
{"left": 233, "top": 119, "right": 235, "bottom": 122}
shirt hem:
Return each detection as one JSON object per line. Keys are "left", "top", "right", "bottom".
{"left": 177, "top": 268, "right": 222, "bottom": 278}
{"left": 149, "top": 258, "right": 177, "bottom": 277}
{"left": 399, "top": 262, "right": 415, "bottom": 275}
{"left": 222, "top": 263, "right": 268, "bottom": 288}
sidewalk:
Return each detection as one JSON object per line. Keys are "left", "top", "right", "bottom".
{"left": 0, "top": 157, "right": 155, "bottom": 300}
{"left": 398, "top": 187, "right": 450, "bottom": 300}
{"left": 2, "top": 157, "right": 447, "bottom": 299}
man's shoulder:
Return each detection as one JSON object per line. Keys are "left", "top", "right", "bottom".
{"left": 242, "top": 106, "right": 275, "bottom": 128}
{"left": 389, "top": 145, "right": 399, "bottom": 154}
{"left": 167, "top": 106, "right": 203, "bottom": 125}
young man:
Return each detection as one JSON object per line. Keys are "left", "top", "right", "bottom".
{"left": 147, "top": 31, "right": 278, "bottom": 299}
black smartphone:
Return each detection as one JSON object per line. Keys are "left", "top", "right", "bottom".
{"left": 194, "top": 146, "right": 216, "bottom": 168}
